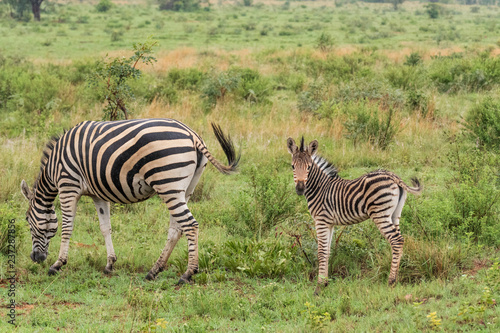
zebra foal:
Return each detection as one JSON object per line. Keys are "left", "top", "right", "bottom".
{"left": 287, "top": 137, "right": 422, "bottom": 294}
{"left": 21, "top": 119, "right": 239, "bottom": 284}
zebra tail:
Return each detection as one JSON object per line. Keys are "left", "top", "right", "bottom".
{"left": 404, "top": 177, "right": 422, "bottom": 195}
{"left": 199, "top": 123, "right": 240, "bottom": 175}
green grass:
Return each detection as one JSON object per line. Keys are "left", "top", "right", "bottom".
{"left": 1, "top": 1, "right": 500, "bottom": 332}
{"left": 0, "top": 2, "right": 499, "bottom": 60}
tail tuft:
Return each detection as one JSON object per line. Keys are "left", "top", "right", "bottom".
{"left": 409, "top": 177, "right": 422, "bottom": 195}
{"left": 211, "top": 123, "right": 240, "bottom": 174}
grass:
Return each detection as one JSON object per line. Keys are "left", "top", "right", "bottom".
{"left": 1, "top": 0, "right": 499, "bottom": 332}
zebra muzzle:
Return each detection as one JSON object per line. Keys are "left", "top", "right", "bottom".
{"left": 296, "top": 181, "right": 306, "bottom": 195}
{"left": 31, "top": 250, "right": 47, "bottom": 263}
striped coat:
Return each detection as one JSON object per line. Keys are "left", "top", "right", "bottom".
{"left": 287, "top": 137, "right": 421, "bottom": 294}
{"left": 21, "top": 119, "right": 239, "bottom": 283}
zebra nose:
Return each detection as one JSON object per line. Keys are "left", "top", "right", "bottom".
{"left": 31, "top": 251, "right": 47, "bottom": 263}
{"left": 296, "top": 181, "right": 305, "bottom": 195}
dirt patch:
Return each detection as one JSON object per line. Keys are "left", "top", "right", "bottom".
{"left": 464, "top": 258, "right": 491, "bottom": 277}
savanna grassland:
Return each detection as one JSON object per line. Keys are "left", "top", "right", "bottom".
{"left": 1, "top": 0, "right": 500, "bottom": 331}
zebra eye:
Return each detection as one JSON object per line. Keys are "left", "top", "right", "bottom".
{"left": 291, "top": 165, "right": 295, "bottom": 170}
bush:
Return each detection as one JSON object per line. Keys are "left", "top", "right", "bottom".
{"left": 445, "top": 140, "right": 500, "bottom": 246}
{"left": 158, "top": 0, "right": 200, "bottom": 11}
{"left": 316, "top": 32, "right": 335, "bottom": 52}
{"left": 234, "top": 68, "right": 272, "bottom": 104}
{"left": 95, "top": 0, "right": 113, "bottom": 12}
{"left": 424, "top": 3, "right": 441, "bottom": 19}
{"left": 462, "top": 98, "right": 500, "bottom": 150}
{"left": 429, "top": 54, "right": 500, "bottom": 93}
{"left": 167, "top": 67, "right": 205, "bottom": 90}
{"left": 201, "top": 69, "right": 240, "bottom": 108}
{"left": 231, "top": 166, "right": 301, "bottom": 239}
{"left": 343, "top": 101, "right": 400, "bottom": 150}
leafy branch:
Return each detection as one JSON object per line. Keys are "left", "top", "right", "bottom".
{"left": 89, "top": 38, "right": 158, "bottom": 120}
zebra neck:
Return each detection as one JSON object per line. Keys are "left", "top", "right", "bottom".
{"left": 305, "top": 163, "right": 334, "bottom": 199}
{"left": 34, "top": 169, "right": 58, "bottom": 205}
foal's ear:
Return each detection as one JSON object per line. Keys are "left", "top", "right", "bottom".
{"left": 287, "top": 137, "right": 298, "bottom": 154}
{"left": 21, "top": 180, "right": 33, "bottom": 200}
{"left": 308, "top": 140, "right": 319, "bottom": 156}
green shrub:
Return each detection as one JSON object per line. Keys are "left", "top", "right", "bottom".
{"left": 445, "top": 141, "right": 500, "bottom": 246}
{"left": 462, "top": 98, "right": 500, "bottom": 150}
{"left": 158, "top": 0, "right": 200, "bottom": 12}
{"left": 316, "top": 32, "right": 335, "bottom": 52}
{"left": 429, "top": 54, "right": 500, "bottom": 93}
{"left": 201, "top": 69, "right": 241, "bottom": 108}
{"left": 234, "top": 68, "right": 272, "bottom": 104}
{"left": 405, "top": 88, "right": 433, "bottom": 118}
{"left": 343, "top": 101, "right": 399, "bottom": 150}
{"left": 144, "top": 80, "right": 178, "bottom": 104}
{"left": 232, "top": 166, "right": 300, "bottom": 239}
{"left": 404, "top": 52, "right": 422, "bottom": 66}
{"left": 424, "top": 3, "right": 441, "bottom": 19}
{"left": 167, "top": 67, "right": 205, "bottom": 90}
{"left": 96, "top": 0, "right": 113, "bottom": 12}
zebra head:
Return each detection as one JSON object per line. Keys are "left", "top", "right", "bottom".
{"left": 21, "top": 180, "right": 58, "bottom": 263}
{"left": 287, "top": 137, "right": 318, "bottom": 195}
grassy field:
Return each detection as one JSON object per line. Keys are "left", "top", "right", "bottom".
{"left": 1, "top": 0, "right": 500, "bottom": 332}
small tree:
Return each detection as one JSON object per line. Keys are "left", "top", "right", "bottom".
{"left": 89, "top": 39, "right": 158, "bottom": 121}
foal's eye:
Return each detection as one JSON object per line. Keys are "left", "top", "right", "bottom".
{"left": 291, "top": 165, "right": 295, "bottom": 170}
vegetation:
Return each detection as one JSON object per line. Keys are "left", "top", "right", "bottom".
{"left": 0, "top": 0, "right": 499, "bottom": 331}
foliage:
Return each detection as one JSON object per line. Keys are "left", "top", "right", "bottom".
{"left": 95, "top": 0, "right": 113, "bottom": 12}
{"left": 462, "top": 97, "right": 500, "bottom": 150}
{"left": 429, "top": 54, "right": 500, "bottom": 93}
{"left": 201, "top": 69, "right": 241, "bottom": 108}
{"left": 302, "top": 302, "right": 332, "bottom": 332}
{"left": 88, "top": 39, "right": 158, "bottom": 120}
{"left": 425, "top": 3, "right": 441, "bottom": 19}
{"left": 232, "top": 166, "right": 300, "bottom": 238}
{"left": 343, "top": 102, "right": 399, "bottom": 150}
{"left": 158, "top": 0, "right": 200, "bottom": 12}
{"left": 315, "top": 32, "right": 335, "bottom": 52}
{"left": 445, "top": 139, "right": 500, "bottom": 245}
{"left": 404, "top": 52, "right": 422, "bottom": 67}
{"left": 167, "top": 67, "right": 205, "bottom": 90}
{"left": 5, "top": 0, "right": 31, "bottom": 21}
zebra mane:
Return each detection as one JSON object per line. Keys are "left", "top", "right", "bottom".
{"left": 312, "top": 155, "right": 338, "bottom": 178}
{"left": 35, "top": 134, "right": 64, "bottom": 183}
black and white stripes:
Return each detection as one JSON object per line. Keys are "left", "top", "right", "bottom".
{"left": 21, "top": 118, "right": 239, "bottom": 283}
{"left": 287, "top": 137, "right": 421, "bottom": 294}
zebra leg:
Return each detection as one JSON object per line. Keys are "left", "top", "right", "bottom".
{"left": 91, "top": 197, "right": 117, "bottom": 274}
{"left": 314, "top": 220, "right": 332, "bottom": 295}
{"left": 49, "top": 195, "right": 77, "bottom": 275}
{"left": 372, "top": 215, "right": 404, "bottom": 286}
{"left": 146, "top": 161, "right": 205, "bottom": 283}
{"left": 145, "top": 215, "right": 183, "bottom": 281}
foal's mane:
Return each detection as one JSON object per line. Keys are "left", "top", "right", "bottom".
{"left": 312, "top": 155, "right": 338, "bottom": 178}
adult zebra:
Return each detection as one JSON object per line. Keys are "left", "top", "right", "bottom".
{"left": 21, "top": 118, "right": 239, "bottom": 284}
{"left": 287, "top": 137, "right": 422, "bottom": 294}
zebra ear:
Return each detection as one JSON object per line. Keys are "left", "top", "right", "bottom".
{"left": 308, "top": 140, "right": 319, "bottom": 156}
{"left": 287, "top": 138, "right": 298, "bottom": 154}
{"left": 21, "top": 180, "right": 33, "bottom": 200}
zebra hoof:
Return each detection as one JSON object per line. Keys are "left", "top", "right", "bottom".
{"left": 145, "top": 272, "right": 156, "bottom": 281}
{"left": 176, "top": 276, "right": 192, "bottom": 286}
{"left": 48, "top": 267, "right": 60, "bottom": 275}
{"left": 103, "top": 266, "right": 113, "bottom": 275}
